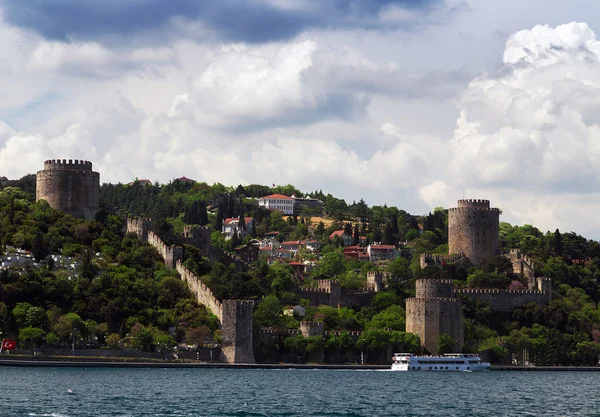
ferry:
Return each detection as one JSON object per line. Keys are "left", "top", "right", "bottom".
{"left": 391, "top": 353, "right": 491, "bottom": 372}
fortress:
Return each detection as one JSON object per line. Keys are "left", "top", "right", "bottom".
{"left": 36, "top": 159, "right": 100, "bottom": 220}
{"left": 409, "top": 198, "right": 552, "bottom": 353}
{"left": 126, "top": 217, "right": 255, "bottom": 363}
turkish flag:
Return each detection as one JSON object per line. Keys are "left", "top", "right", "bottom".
{"left": 1, "top": 340, "right": 16, "bottom": 350}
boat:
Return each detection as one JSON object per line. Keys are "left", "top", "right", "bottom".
{"left": 391, "top": 353, "right": 491, "bottom": 372}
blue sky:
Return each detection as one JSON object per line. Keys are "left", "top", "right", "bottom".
{"left": 2, "top": 0, "right": 600, "bottom": 238}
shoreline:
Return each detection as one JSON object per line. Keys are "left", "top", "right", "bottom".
{"left": 0, "top": 357, "right": 599, "bottom": 371}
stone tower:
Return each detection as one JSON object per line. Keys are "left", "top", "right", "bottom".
{"left": 405, "top": 279, "right": 463, "bottom": 354}
{"left": 36, "top": 159, "right": 100, "bottom": 220}
{"left": 448, "top": 199, "right": 500, "bottom": 266}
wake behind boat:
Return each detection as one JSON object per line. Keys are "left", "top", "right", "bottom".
{"left": 391, "top": 353, "right": 491, "bottom": 372}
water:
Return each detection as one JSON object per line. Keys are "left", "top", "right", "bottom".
{"left": 1, "top": 367, "right": 598, "bottom": 416}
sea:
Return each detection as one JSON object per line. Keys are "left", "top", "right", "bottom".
{"left": 1, "top": 367, "right": 598, "bottom": 416}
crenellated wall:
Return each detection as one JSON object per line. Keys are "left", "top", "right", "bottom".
{"left": 299, "top": 280, "right": 376, "bottom": 308}
{"left": 183, "top": 225, "right": 211, "bottom": 257}
{"left": 127, "top": 216, "right": 255, "bottom": 363}
{"left": 176, "top": 261, "right": 222, "bottom": 321}
{"left": 507, "top": 249, "right": 536, "bottom": 280}
{"left": 147, "top": 231, "right": 183, "bottom": 269}
{"left": 456, "top": 276, "right": 552, "bottom": 312}
{"left": 419, "top": 253, "right": 466, "bottom": 269}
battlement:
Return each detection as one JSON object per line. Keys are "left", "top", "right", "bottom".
{"left": 406, "top": 297, "right": 462, "bottom": 303}
{"left": 300, "top": 321, "right": 324, "bottom": 337}
{"left": 415, "top": 279, "right": 455, "bottom": 298}
{"left": 456, "top": 288, "right": 543, "bottom": 295}
{"left": 300, "top": 287, "right": 329, "bottom": 293}
{"left": 457, "top": 199, "right": 490, "bottom": 208}
{"left": 448, "top": 207, "right": 501, "bottom": 212}
{"left": 44, "top": 159, "right": 93, "bottom": 170}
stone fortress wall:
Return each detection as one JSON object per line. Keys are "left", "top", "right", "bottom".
{"left": 456, "top": 276, "right": 552, "bottom": 312}
{"left": 299, "top": 279, "right": 377, "bottom": 308}
{"left": 448, "top": 199, "right": 500, "bottom": 266}
{"left": 405, "top": 279, "right": 464, "bottom": 354}
{"left": 126, "top": 217, "right": 255, "bottom": 363}
{"left": 36, "top": 159, "right": 100, "bottom": 220}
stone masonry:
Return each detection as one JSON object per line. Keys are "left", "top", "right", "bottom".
{"left": 448, "top": 199, "right": 500, "bottom": 266}
{"left": 36, "top": 159, "right": 100, "bottom": 220}
{"left": 126, "top": 217, "right": 255, "bottom": 363}
{"left": 405, "top": 279, "right": 464, "bottom": 354}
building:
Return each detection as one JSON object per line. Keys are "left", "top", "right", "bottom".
{"left": 291, "top": 195, "right": 324, "bottom": 213}
{"left": 258, "top": 194, "right": 294, "bottom": 215}
{"left": 279, "top": 239, "right": 321, "bottom": 255}
{"left": 222, "top": 217, "right": 255, "bottom": 239}
{"left": 343, "top": 245, "right": 369, "bottom": 261}
{"left": 329, "top": 230, "right": 353, "bottom": 246}
{"left": 448, "top": 199, "right": 500, "bottom": 266}
{"left": 176, "top": 176, "right": 195, "bottom": 183}
{"left": 127, "top": 179, "right": 152, "bottom": 186}
{"left": 36, "top": 159, "right": 100, "bottom": 220}
{"left": 367, "top": 244, "right": 397, "bottom": 262}
{"left": 234, "top": 244, "right": 259, "bottom": 263}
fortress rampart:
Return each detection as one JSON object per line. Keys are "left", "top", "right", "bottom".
{"left": 419, "top": 253, "right": 466, "bottom": 269}
{"left": 508, "top": 249, "right": 536, "bottom": 280}
{"left": 456, "top": 276, "right": 552, "bottom": 312}
{"left": 36, "top": 159, "right": 100, "bottom": 220}
{"left": 448, "top": 199, "right": 500, "bottom": 266}
{"left": 299, "top": 279, "right": 376, "bottom": 308}
{"left": 127, "top": 216, "right": 254, "bottom": 363}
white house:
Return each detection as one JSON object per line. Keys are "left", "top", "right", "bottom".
{"left": 329, "top": 230, "right": 354, "bottom": 246}
{"left": 222, "top": 217, "right": 255, "bottom": 239}
{"left": 258, "top": 194, "right": 294, "bottom": 215}
{"left": 367, "top": 244, "right": 398, "bottom": 262}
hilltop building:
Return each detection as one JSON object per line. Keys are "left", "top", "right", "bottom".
{"left": 448, "top": 199, "right": 500, "bottom": 266}
{"left": 36, "top": 159, "right": 100, "bottom": 220}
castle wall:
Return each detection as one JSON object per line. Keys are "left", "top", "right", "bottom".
{"left": 299, "top": 280, "right": 375, "bottom": 308}
{"left": 127, "top": 216, "right": 255, "bottom": 363}
{"left": 176, "top": 261, "right": 222, "bottom": 322}
{"left": 455, "top": 287, "right": 551, "bottom": 312}
{"left": 36, "top": 159, "right": 100, "bottom": 220}
{"left": 183, "top": 225, "right": 211, "bottom": 257}
{"left": 448, "top": 199, "right": 500, "bottom": 266}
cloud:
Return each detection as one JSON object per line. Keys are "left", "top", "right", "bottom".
{"left": 0, "top": 0, "right": 448, "bottom": 44}
{"left": 418, "top": 22, "right": 600, "bottom": 236}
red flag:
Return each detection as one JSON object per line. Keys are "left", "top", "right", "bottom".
{"left": 272, "top": 183, "right": 275, "bottom": 187}
{"left": 1, "top": 339, "right": 16, "bottom": 350}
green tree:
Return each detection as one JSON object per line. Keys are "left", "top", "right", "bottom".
{"left": 133, "top": 328, "right": 155, "bottom": 351}
{"left": 436, "top": 333, "right": 456, "bottom": 355}
{"left": 253, "top": 295, "right": 282, "bottom": 328}
{"left": 19, "top": 327, "right": 46, "bottom": 352}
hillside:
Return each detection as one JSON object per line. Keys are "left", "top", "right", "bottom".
{"left": 0, "top": 175, "right": 599, "bottom": 365}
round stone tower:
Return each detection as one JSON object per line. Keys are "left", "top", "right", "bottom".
{"left": 448, "top": 199, "right": 500, "bottom": 266}
{"left": 36, "top": 159, "right": 100, "bottom": 220}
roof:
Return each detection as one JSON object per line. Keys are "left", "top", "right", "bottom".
{"left": 265, "top": 231, "right": 280, "bottom": 236}
{"left": 128, "top": 179, "right": 151, "bottom": 185}
{"left": 177, "top": 176, "right": 195, "bottom": 182}
{"left": 259, "top": 194, "right": 292, "bottom": 200}
{"left": 329, "top": 230, "right": 349, "bottom": 239}
{"left": 281, "top": 240, "right": 303, "bottom": 246}
{"left": 288, "top": 262, "right": 304, "bottom": 266}
{"left": 370, "top": 245, "right": 396, "bottom": 250}
{"left": 223, "top": 217, "right": 255, "bottom": 225}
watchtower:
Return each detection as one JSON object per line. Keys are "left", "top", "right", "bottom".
{"left": 36, "top": 159, "right": 100, "bottom": 220}
{"left": 405, "top": 279, "right": 463, "bottom": 354}
{"left": 448, "top": 199, "right": 500, "bottom": 266}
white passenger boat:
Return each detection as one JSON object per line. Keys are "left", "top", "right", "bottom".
{"left": 391, "top": 353, "right": 491, "bottom": 372}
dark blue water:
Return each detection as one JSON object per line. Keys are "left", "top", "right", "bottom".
{"left": 1, "top": 367, "right": 598, "bottom": 416}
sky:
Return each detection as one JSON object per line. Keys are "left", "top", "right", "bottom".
{"left": 2, "top": 0, "right": 600, "bottom": 238}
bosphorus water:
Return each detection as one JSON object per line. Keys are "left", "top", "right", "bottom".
{"left": 2, "top": 367, "right": 599, "bottom": 416}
